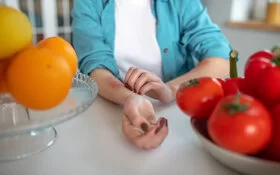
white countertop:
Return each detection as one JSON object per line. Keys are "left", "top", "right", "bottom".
{"left": 0, "top": 96, "right": 240, "bottom": 175}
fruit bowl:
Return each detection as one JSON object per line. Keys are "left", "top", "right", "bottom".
{"left": 190, "top": 118, "right": 280, "bottom": 175}
{"left": 0, "top": 72, "right": 98, "bottom": 162}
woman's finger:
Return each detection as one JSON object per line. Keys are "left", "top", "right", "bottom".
{"left": 128, "top": 112, "right": 151, "bottom": 133}
{"left": 146, "top": 114, "right": 157, "bottom": 125}
{"left": 123, "top": 103, "right": 153, "bottom": 133}
{"left": 127, "top": 68, "right": 144, "bottom": 91}
{"left": 139, "top": 82, "right": 161, "bottom": 95}
{"left": 134, "top": 72, "right": 149, "bottom": 94}
{"left": 124, "top": 67, "right": 135, "bottom": 86}
{"left": 123, "top": 113, "right": 158, "bottom": 149}
{"left": 150, "top": 120, "right": 169, "bottom": 147}
{"left": 134, "top": 72, "right": 161, "bottom": 94}
{"left": 134, "top": 118, "right": 167, "bottom": 149}
{"left": 122, "top": 113, "right": 144, "bottom": 140}
{"left": 133, "top": 128, "right": 157, "bottom": 149}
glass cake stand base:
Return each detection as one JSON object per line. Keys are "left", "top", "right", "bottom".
{"left": 0, "top": 127, "right": 57, "bottom": 162}
{"left": 0, "top": 72, "right": 98, "bottom": 162}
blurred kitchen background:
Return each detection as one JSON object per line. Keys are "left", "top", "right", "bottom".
{"left": 201, "top": 0, "right": 280, "bottom": 75}
{"left": 0, "top": 0, "right": 279, "bottom": 76}
{"left": 0, "top": 0, "right": 73, "bottom": 44}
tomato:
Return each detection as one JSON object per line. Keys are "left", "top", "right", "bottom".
{"left": 261, "top": 103, "right": 280, "bottom": 161}
{"left": 208, "top": 94, "right": 273, "bottom": 155}
{"left": 257, "top": 63, "right": 280, "bottom": 107}
{"left": 248, "top": 50, "right": 274, "bottom": 62}
{"left": 176, "top": 77, "right": 224, "bottom": 120}
{"left": 244, "top": 58, "right": 273, "bottom": 98}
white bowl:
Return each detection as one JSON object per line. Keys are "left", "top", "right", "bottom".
{"left": 190, "top": 118, "right": 280, "bottom": 175}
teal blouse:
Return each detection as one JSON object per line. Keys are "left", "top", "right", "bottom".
{"left": 71, "top": 0, "right": 232, "bottom": 82}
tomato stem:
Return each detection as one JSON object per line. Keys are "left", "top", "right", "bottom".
{"left": 229, "top": 50, "right": 239, "bottom": 78}
{"left": 222, "top": 93, "right": 248, "bottom": 115}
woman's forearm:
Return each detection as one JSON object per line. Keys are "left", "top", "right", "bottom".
{"left": 90, "top": 69, "right": 134, "bottom": 105}
{"left": 166, "top": 57, "right": 229, "bottom": 98}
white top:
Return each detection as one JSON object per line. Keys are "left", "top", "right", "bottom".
{"left": 114, "top": 0, "right": 163, "bottom": 81}
{"left": 0, "top": 96, "right": 239, "bottom": 175}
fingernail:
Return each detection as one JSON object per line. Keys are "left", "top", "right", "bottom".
{"left": 141, "top": 123, "right": 149, "bottom": 132}
{"left": 160, "top": 118, "right": 166, "bottom": 128}
{"left": 155, "top": 119, "right": 166, "bottom": 134}
{"left": 155, "top": 126, "right": 161, "bottom": 134}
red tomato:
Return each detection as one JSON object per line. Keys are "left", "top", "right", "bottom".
{"left": 244, "top": 58, "right": 273, "bottom": 98}
{"left": 261, "top": 103, "right": 280, "bottom": 161}
{"left": 208, "top": 94, "right": 273, "bottom": 155}
{"left": 257, "top": 65, "right": 280, "bottom": 107}
{"left": 176, "top": 77, "right": 224, "bottom": 120}
{"left": 248, "top": 50, "right": 274, "bottom": 62}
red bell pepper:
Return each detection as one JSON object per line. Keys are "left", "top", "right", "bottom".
{"left": 255, "top": 57, "right": 280, "bottom": 107}
{"left": 248, "top": 50, "right": 274, "bottom": 62}
{"left": 222, "top": 50, "right": 247, "bottom": 96}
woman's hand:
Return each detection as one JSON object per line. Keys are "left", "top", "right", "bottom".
{"left": 122, "top": 93, "right": 168, "bottom": 149}
{"left": 124, "top": 67, "right": 174, "bottom": 103}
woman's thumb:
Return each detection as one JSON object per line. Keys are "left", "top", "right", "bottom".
{"left": 128, "top": 110, "right": 151, "bottom": 132}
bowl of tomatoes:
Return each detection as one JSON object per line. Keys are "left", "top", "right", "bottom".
{"left": 176, "top": 50, "right": 280, "bottom": 175}
{"left": 190, "top": 118, "right": 280, "bottom": 175}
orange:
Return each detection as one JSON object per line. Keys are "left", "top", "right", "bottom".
{"left": 0, "top": 44, "right": 35, "bottom": 94}
{"left": 0, "top": 5, "right": 33, "bottom": 59}
{"left": 26, "top": 43, "right": 36, "bottom": 49}
{"left": 0, "top": 59, "right": 10, "bottom": 93}
{"left": 6, "top": 47, "right": 73, "bottom": 110}
{"left": 0, "top": 79, "right": 8, "bottom": 93}
{"left": 37, "top": 36, "right": 78, "bottom": 76}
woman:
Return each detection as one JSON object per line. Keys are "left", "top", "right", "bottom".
{"left": 71, "top": 0, "right": 231, "bottom": 149}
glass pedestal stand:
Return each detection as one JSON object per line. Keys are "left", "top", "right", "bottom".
{"left": 0, "top": 73, "right": 98, "bottom": 162}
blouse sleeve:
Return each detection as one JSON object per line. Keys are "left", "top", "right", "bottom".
{"left": 71, "top": 0, "right": 119, "bottom": 76}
